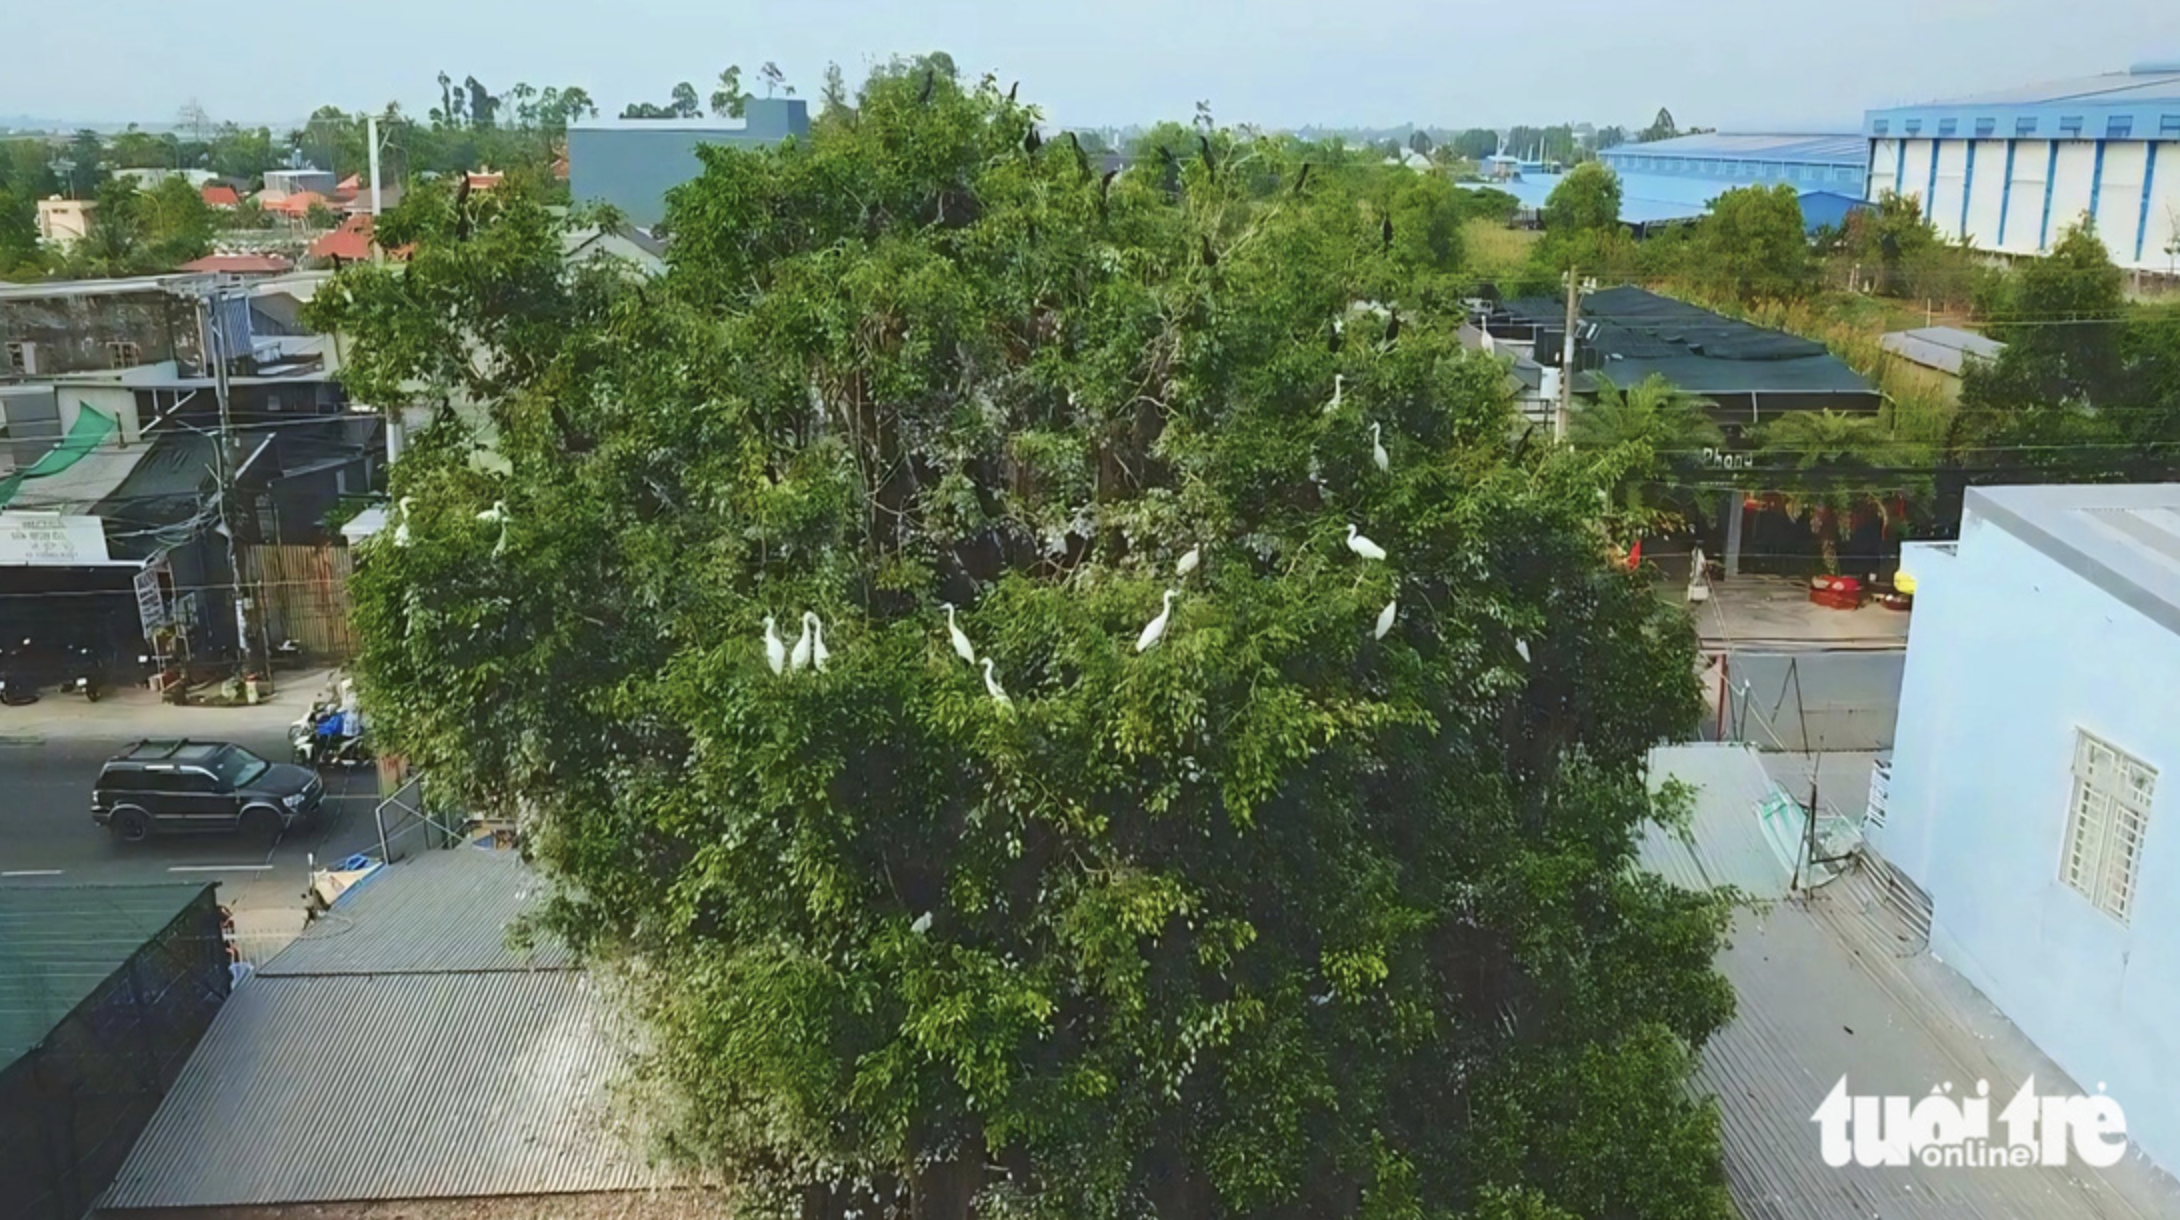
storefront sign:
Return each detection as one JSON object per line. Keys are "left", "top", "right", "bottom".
{"left": 0, "top": 512, "right": 111, "bottom": 566}
{"left": 1700, "top": 447, "right": 1755, "bottom": 471}
{"left": 135, "top": 564, "right": 168, "bottom": 635}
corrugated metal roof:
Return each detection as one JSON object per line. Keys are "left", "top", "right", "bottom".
{"left": 0, "top": 884, "right": 213, "bottom": 1063}
{"left": 1921, "top": 68, "right": 2180, "bottom": 109}
{"left": 1880, "top": 326, "right": 2005, "bottom": 376}
{"left": 1642, "top": 744, "right": 1793, "bottom": 899}
{"left": 1604, "top": 133, "right": 1868, "bottom": 166}
{"left": 261, "top": 846, "right": 569, "bottom": 975}
{"left": 1696, "top": 864, "right": 2180, "bottom": 1219}
{"left": 1461, "top": 171, "right": 1862, "bottom": 227}
{"left": 1968, "top": 485, "right": 2180, "bottom": 638}
{"left": 100, "top": 971, "right": 666, "bottom": 1208}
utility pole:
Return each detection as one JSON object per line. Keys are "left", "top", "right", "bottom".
{"left": 201, "top": 290, "right": 261, "bottom": 681}
{"left": 1556, "top": 266, "right": 1580, "bottom": 442}
{"left": 366, "top": 113, "right": 384, "bottom": 248}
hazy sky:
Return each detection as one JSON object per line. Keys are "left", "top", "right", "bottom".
{"left": 4, "top": 0, "right": 2176, "bottom": 132}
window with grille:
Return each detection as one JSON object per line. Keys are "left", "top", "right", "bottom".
{"left": 106, "top": 340, "right": 141, "bottom": 368}
{"left": 2060, "top": 730, "right": 2157, "bottom": 923}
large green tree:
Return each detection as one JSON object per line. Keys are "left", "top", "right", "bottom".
{"left": 1569, "top": 374, "right": 1724, "bottom": 534}
{"left": 1686, "top": 185, "right": 1811, "bottom": 303}
{"left": 1539, "top": 162, "right": 1620, "bottom": 236}
{"left": 315, "top": 62, "right": 1733, "bottom": 1220}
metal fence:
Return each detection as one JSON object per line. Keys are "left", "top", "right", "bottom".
{"left": 241, "top": 544, "right": 357, "bottom": 660}
{"left": 373, "top": 774, "right": 464, "bottom": 863}
{"left": 1714, "top": 649, "right": 1905, "bottom": 754}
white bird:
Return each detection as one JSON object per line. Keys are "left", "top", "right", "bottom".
{"left": 1323, "top": 372, "right": 1345, "bottom": 416}
{"left": 1375, "top": 597, "right": 1398, "bottom": 640}
{"left": 477, "top": 501, "right": 510, "bottom": 556}
{"left": 981, "top": 657, "right": 1011, "bottom": 706}
{"left": 942, "top": 603, "right": 977, "bottom": 666}
{"left": 805, "top": 611, "right": 830, "bottom": 671}
{"left": 1371, "top": 423, "right": 1389, "bottom": 473}
{"left": 1136, "top": 589, "right": 1177, "bottom": 653}
{"left": 910, "top": 911, "right": 934, "bottom": 935}
{"left": 1176, "top": 546, "right": 1201, "bottom": 577}
{"left": 1345, "top": 524, "right": 1387, "bottom": 562}
{"left": 392, "top": 496, "right": 415, "bottom": 548}
{"left": 790, "top": 614, "right": 814, "bottom": 672}
{"left": 1515, "top": 638, "right": 1531, "bottom": 664}
{"left": 763, "top": 615, "right": 787, "bottom": 675}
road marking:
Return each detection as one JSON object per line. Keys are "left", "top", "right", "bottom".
{"left": 2, "top": 869, "right": 64, "bottom": 877}
{"left": 167, "top": 864, "right": 278, "bottom": 873}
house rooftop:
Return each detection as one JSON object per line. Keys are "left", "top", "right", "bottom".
{"left": 1644, "top": 744, "right": 2180, "bottom": 1219}
{"left": 0, "top": 884, "right": 214, "bottom": 1065}
{"left": 1879, "top": 326, "right": 2005, "bottom": 376}
{"left": 1967, "top": 484, "right": 2180, "bottom": 637}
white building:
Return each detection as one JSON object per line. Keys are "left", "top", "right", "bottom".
{"left": 1865, "top": 62, "right": 2180, "bottom": 272}
{"left": 1879, "top": 484, "right": 2180, "bottom": 1175}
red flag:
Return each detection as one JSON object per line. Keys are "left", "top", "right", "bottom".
{"left": 1627, "top": 539, "right": 1643, "bottom": 570}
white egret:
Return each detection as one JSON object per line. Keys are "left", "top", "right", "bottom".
{"left": 1374, "top": 597, "right": 1398, "bottom": 640}
{"left": 1345, "top": 524, "right": 1387, "bottom": 562}
{"left": 1323, "top": 372, "right": 1345, "bottom": 415}
{"left": 1176, "top": 545, "right": 1201, "bottom": 577}
{"left": 1371, "top": 423, "right": 1389, "bottom": 473}
{"left": 1136, "top": 589, "right": 1178, "bottom": 653}
{"left": 806, "top": 611, "right": 830, "bottom": 671}
{"left": 790, "top": 614, "right": 814, "bottom": 673}
{"left": 1515, "top": 638, "right": 1531, "bottom": 664}
{"left": 392, "top": 496, "right": 415, "bottom": 548}
{"left": 911, "top": 911, "right": 934, "bottom": 935}
{"left": 942, "top": 603, "right": 977, "bottom": 666}
{"left": 763, "top": 616, "right": 787, "bottom": 675}
{"left": 477, "top": 501, "right": 510, "bottom": 557}
{"left": 981, "top": 657, "right": 1011, "bottom": 706}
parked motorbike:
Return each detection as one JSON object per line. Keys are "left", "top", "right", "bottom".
{"left": 62, "top": 642, "right": 101, "bottom": 702}
{"left": 0, "top": 637, "right": 36, "bottom": 706}
{"left": 290, "top": 702, "right": 371, "bottom": 768}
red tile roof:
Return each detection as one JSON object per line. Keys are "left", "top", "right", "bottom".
{"left": 178, "top": 253, "right": 293, "bottom": 275}
{"left": 264, "top": 190, "right": 331, "bottom": 217}
{"left": 336, "top": 173, "right": 362, "bottom": 192}
{"left": 201, "top": 184, "right": 242, "bottom": 208}
{"left": 308, "top": 214, "right": 413, "bottom": 263}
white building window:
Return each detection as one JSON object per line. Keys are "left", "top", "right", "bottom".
{"left": 2060, "top": 730, "right": 2157, "bottom": 923}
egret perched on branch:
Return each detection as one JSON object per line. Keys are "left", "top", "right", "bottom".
{"left": 1323, "top": 372, "right": 1345, "bottom": 416}
{"left": 1375, "top": 596, "right": 1398, "bottom": 640}
{"left": 806, "top": 612, "right": 830, "bottom": 671}
{"left": 1345, "top": 524, "right": 1387, "bottom": 562}
{"left": 911, "top": 911, "right": 934, "bottom": 935}
{"left": 981, "top": 657, "right": 1011, "bottom": 707}
{"left": 1515, "top": 638, "right": 1531, "bottom": 664}
{"left": 942, "top": 603, "right": 977, "bottom": 666}
{"left": 1136, "top": 589, "right": 1177, "bottom": 653}
{"left": 477, "top": 501, "right": 510, "bottom": 557}
{"left": 790, "top": 614, "right": 814, "bottom": 673}
{"left": 1371, "top": 423, "right": 1389, "bottom": 473}
{"left": 1176, "top": 546, "right": 1201, "bottom": 577}
{"left": 392, "top": 497, "right": 415, "bottom": 548}
{"left": 762, "top": 615, "right": 787, "bottom": 675}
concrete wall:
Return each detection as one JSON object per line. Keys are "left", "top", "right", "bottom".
{"left": 1726, "top": 648, "right": 1904, "bottom": 753}
{"left": 567, "top": 99, "right": 810, "bottom": 229}
{"left": 1879, "top": 517, "right": 2180, "bottom": 1176}
{"left": 0, "top": 291, "right": 200, "bottom": 377}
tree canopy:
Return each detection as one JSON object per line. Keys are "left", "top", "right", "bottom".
{"left": 1540, "top": 162, "right": 1620, "bottom": 235}
{"left": 315, "top": 60, "right": 1734, "bottom": 1220}
{"left": 1684, "top": 185, "right": 1811, "bottom": 304}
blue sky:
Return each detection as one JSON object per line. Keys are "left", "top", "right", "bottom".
{"left": 4, "top": 0, "right": 2175, "bottom": 132}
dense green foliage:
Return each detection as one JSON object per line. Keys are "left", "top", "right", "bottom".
{"left": 1569, "top": 374, "right": 1725, "bottom": 535}
{"left": 1679, "top": 185, "right": 1811, "bottom": 304}
{"left": 1539, "top": 162, "right": 1619, "bottom": 236}
{"left": 316, "top": 62, "right": 1735, "bottom": 1220}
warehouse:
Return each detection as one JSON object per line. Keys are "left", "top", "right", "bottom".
{"left": 1864, "top": 62, "right": 2180, "bottom": 272}
{"left": 1467, "top": 133, "right": 1870, "bottom": 234}
{"left": 0, "top": 884, "right": 230, "bottom": 1220}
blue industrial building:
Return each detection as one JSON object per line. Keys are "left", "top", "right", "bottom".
{"left": 567, "top": 99, "right": 810, "bottom": 230}
{"left": 1864, "top": 62, "right": 2180, "bottom": 272}
{"left": 1465, "top": 132, "right": 1870, "bottom": 234}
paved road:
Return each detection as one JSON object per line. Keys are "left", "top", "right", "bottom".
{"left": 0, "top": 672, "right": 383, "bottom": 960}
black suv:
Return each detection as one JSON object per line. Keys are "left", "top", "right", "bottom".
{"left": 92, "top": 740, "right": 324, "bottom": 843}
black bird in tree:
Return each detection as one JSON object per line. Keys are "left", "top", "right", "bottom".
{"left": 1511, "top": 423, "right": 1536, "bottom": 462}
{"left": 1201, "top": 235, "right": 1219, "bottom": 268}
{"left": 1293, "top": 162, "right": 1312, "bottom": 194}
{"left": 1024, "top": 125, "right": 1042, "bottom": 155}
{"left": 1066, "top": 130, "right": 1090, "bottom": 179}
{"left": 1383, "top": 309, "right": 1402, "bottom": 346}
{"left": 916, "top": 68, "right": 935, "bottom": 105}
{"left": 1006, "top": 80, "right": 1019, "bottom": 104}
{"left": 1197, "top": 133, "right": 1217, "bottom": 177}
{"left": 1380, "top": 211, "right": 1393, "bottom": 253}
{"left": 1098, "top": 168, "right": 1117, "bottom": 215}
{"left": 453, "top": 174, "right": 473, "bottom": 241}
{"left": 1329, "top": 318, "right": 1343, "bottom": 352}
